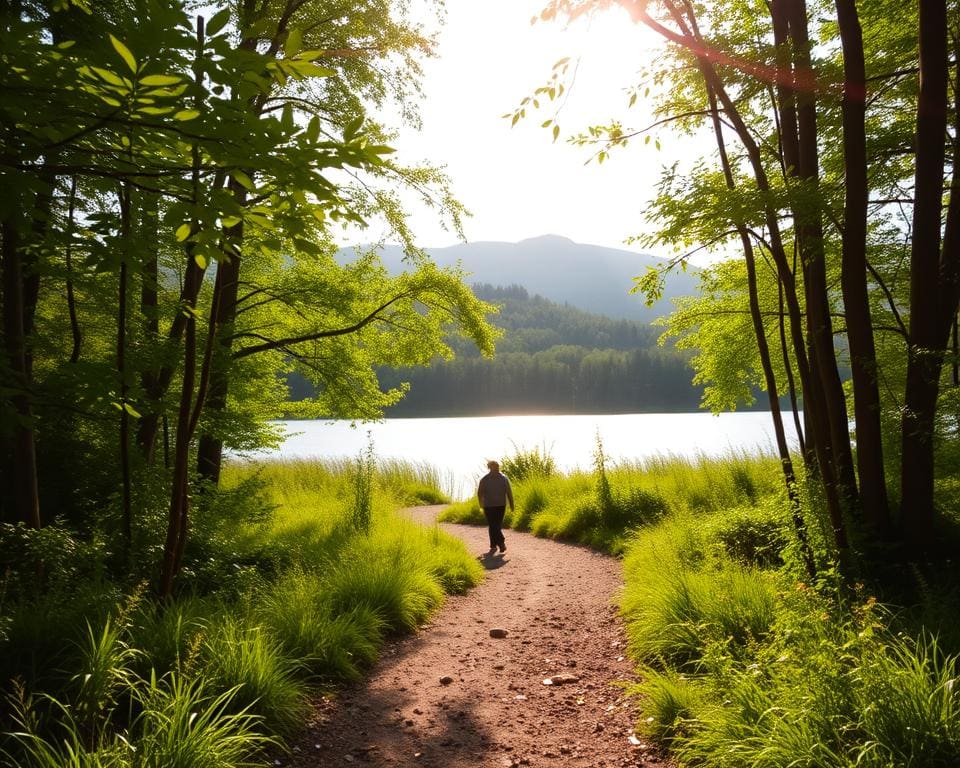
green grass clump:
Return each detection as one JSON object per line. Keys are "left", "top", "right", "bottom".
{"left": 621, "top": 514, "right": 778, "bottom": 668}
{"left": 199, "top": 618, "right": 309, "bottom": 737}
{"left": 254, "top": 569, "right": 382, "bottom": 681}
{"left": 501, "top": 443, "right": 557, "bottom": 482}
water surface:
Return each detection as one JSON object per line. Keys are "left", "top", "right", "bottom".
{"left": 256, "top": 412, "right": 795, "bottom": 498}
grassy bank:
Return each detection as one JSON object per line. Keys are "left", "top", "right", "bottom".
{"left": 443, "top": 446, "right": 960, "bottom": 766}
{"left": 1, "top": 459, "right": 479, "bottom": 767}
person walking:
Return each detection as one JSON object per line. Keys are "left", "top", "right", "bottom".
{"left": 477, "top": 460, "right": 514, "bottom": 555}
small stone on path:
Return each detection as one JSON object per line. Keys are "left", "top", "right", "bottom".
{"left": 490, "top": 628, "right": 509, "bottom": 638}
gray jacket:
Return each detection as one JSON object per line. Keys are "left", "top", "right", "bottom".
{"left": 478, "top": 471, "right": 514, "bottom": 509}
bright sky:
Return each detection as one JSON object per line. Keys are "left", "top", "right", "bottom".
{"left": 354, "top": 0, "right": 687, "bottom": 254}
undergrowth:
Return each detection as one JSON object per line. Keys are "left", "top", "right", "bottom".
{"left": 0, "top": 457, "right": 478, "bottom": 767}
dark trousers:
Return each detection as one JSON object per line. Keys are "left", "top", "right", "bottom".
{"left": 483, "top": 506, "right": 506, "bottom": 548}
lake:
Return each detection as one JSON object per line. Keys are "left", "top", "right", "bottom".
{"left": 256, "top": 412, "right": 797, "bottom": 498}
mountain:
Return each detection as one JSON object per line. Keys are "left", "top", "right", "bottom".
{"left": 341, "top": 235, "right": 700, "bottom": 322}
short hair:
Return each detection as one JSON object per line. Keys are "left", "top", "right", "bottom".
{"left": 486, "top": 460, "right": 500, "bottom": 471}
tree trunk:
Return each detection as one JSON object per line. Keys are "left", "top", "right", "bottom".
{"left": 778, "top": 279, "right": 807, "bottom": 461}
{"left": 1, "top": 219, "right": 42, "bottom": 529}
{"left": 117, "top": 185, "right": 133, "bottom": 556}
{"left": 196, "top": 180, "right": 245, "bottom": 485}
{"left": 159, "top": 279, "right": 198, "bottom": 599}
{"left": 834, "top": 0, "right": 891, "bottom": 535}
{"left": 65, "top": 176, "right": 82, "bottom": 363}
{"left": 900, "top": 0, "right": 948, "bottom": 555}
{"left": 651, "top": 0, "right": 850, "bottom": 552}
{"left": 788, "top": 0, "right": 861, "bottom": 518}
{"left": 706, "top": 75, "right": 816, "bottom": 576}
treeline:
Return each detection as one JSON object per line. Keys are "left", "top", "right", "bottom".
{"left": 378, "top": 344, "right": 702, "bottom": 415}
{"left": 288, "top": 284, "right": 705, "bottom": 414}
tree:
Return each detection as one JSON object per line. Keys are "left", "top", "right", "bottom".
{"left": 525, "top": 0, "right": 960, "bottom": 557}
{"left": 0, "top": 0, "right": 496, "bottom": 596}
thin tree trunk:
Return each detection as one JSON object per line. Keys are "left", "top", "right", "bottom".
{"left": 140, "top": 191, "right": 160, "bottom": 380}
{"left": 788, "top": 0, "right": 861, "bottom": 517}
{"left": 778, "top": 279, "right": 807, "bottom": 460}
{"left": 645, "top": 0, "right": 849, "bottom": 552}
{"left": 834, "top": 0, "right": 891, "bottom": 536}
{"left": 900, "top": 0, "right": 948, "bottom": 555}
{"left": 196, "top": 183, "right": 244, "bottom": 486}
{"left": 159, "top": 16, "right": 206, "bottom": 598}
{"left": 952, "top": 314, "right": 959, "bottom": 387}
{"left": 1, "top": 220, "right": 41, "bottom": 528}
{"left": 159, "top": 276, "right": 198, "bottom": 599}
{"left": 65, "top": 176, "right": 82, "bottom": 363}
{"left": 117, "top": 185, "right": 133, "bottom": 556}
{"left": 705, "top": 76, "right": 816, "bottom": 577}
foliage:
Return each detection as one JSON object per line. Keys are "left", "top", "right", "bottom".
{"left": 287, "top": 283, "right": 705, "bottom": 417}
{"left": 0, "top": 0, "right": 497, "bottom": 603}
{"left": 500, "top": 442, "right": 557, "bottom": 482}
{"left": 350, "top": 438, "right": 376, "bottom": 534}
{"left": 477, "top": 448, "right": 960, "bottom": 765}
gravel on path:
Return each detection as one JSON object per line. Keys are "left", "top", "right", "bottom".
{"left": 287, "top": 505, "right": 669, "bottom": 768}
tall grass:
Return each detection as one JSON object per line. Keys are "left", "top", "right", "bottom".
{"left": 2, "top": 456, "right": 479, "bottom": 767}
{"left": 441, "top": 447, "right": 782, "bottom": 554}
{"left": 613, "top": 463, "right": 960, "bottom": 767}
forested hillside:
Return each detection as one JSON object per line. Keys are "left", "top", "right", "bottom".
{"left": 288, "top": 284, "right": 704, "bottom": 414}
{"left": 340, "top": 234, "right": 701, "bottom": 322}
{"left": 382, "top": 284, "right": 703, "bottom": 414}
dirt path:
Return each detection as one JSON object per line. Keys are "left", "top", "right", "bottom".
{"left": 288, "top": 506, "right": 668, "bottom": 768}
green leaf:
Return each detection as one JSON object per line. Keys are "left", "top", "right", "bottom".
{"left": 232, "top": 170, "right": 255, "bottom": 191}
{"left": 173, "top": 109, "right": 200, "bottom": 121}
{"left": 194, "top": 252, "right": 207, "bottom": 269}
{"left": 221, "top": 215, "right": 242, "bottom": 228}
{"left": 175, "top": 223, "right": 192, "bottom": 241}
{"left": 284, "top": 27, "right": 302, "bottom": 58}
{"left": 206, "top": 7, "right": 231, "bottom": 37}
{"left": 122, "top": 402, "right": 142, "bottom": 418}
{"left": 140, "top": 74, "right": 182, "bottom": 87}
{"left": 306, "top": 116, "right": 320, "bottom": 142}
{"left": 552, "top": 124, "right": 560, "bottom": 142}
{"left": 343, "top": 114, "right": 364, "bottom": 141}
{"left": 109, "top": 34, "right": 137, "bottom": 74}
{"left": 89, "top": 66, "right": 127, "bottom": 87}
{"left": 286, "top": 60, "right": 335, "bottom": 78}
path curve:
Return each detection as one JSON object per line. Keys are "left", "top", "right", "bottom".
{"left": 288, "top": 506, "right": 667, "bottom": 768}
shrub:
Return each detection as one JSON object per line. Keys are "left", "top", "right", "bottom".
{"left": 501, "top": 443, "right": 556, "bottom": 482}
{"left": 604, "top": 486, "right": 669, "bottom": 530}
{"left": 706, "top": 501, "right": 789, "bottom": 568}
{"left": 324, "top": 545, "right": 445, "bottom": 633}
